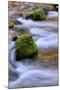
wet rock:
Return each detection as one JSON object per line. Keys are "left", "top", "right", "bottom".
{"left": 8, "top": 31, "right": 19, "bottom": 41}
{"left": 16, "top": 34, "right": 38, "bottom": 60}
{"left": 30, "top": 9, "right": 46, "bottom": 21}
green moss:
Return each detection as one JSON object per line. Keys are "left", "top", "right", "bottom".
{"left": 16, "top": 34, "right": 38, "bottom": 60}
{"left": 9, "top": 21, "right": 14, "bottom": 29}
{"left": 30, "top": 8, "right": 46, "bottom": 21}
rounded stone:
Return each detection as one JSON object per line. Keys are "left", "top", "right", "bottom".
{"left": 16, "top": 34, "right": 38, "bottom": 60}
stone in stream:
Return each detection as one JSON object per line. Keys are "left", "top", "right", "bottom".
{"left": 30, "top": 8, "right": 46, "bottom": 21}
{"left": 24, "top": 8, "right": 48, "bottom": 20}
{"left": 25, "top": 8, "right": 48, "bottom": 20}
{"left": 16, "top": 34, "right": 38, "bottom": 60}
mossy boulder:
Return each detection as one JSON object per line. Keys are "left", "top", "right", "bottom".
{"left": 16, "top": 34, "right": 38, "bottom": 60}
{"left": 9, "top": 21, "right": 14, "bottom": 29}
{"left": 30, "top": 8, "right": 46, "bottom": 21}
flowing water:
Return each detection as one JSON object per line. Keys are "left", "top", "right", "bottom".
{"left": 8, "top": 11, "right": 58, "bottom": 88}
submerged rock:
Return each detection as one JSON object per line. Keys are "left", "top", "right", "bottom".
{"left": 30, "top": 9, "right": 46, "bottom": 21}
{"left": 16, "top": 34, "right": 38, "bottom": 60}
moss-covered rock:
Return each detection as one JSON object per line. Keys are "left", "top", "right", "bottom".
{"left": 9, "top": 21, "right": 14, "bottom": 29}
{"left": 30, "top": 8, "right": 46, "bottom": 21}
{"left": 16, "top": 34, "right": 38, "bottom": 60}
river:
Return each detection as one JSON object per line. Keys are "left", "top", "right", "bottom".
{"left": 8, "top": 11, "right": 58, "bottom": 88}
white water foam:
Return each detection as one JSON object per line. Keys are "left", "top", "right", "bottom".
{"left": 17, "top": 17, "right": 57, "bottom": 29}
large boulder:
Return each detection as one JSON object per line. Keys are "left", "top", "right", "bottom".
{"left": 16, "top": 34, "right": 38, "bottom": 60}
{"left": 30, "top": 8, "right": 46, "bottom": 21}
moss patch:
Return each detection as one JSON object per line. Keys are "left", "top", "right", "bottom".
{"left": 30, "top": 8, "right": 46, "bottom": 21}
{"left": 16, "top": 34, "right": 38, "bottom": 60}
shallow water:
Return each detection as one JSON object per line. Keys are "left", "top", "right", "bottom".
{"left": 8, "top": 11, "right": 58, "bottom": 88}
